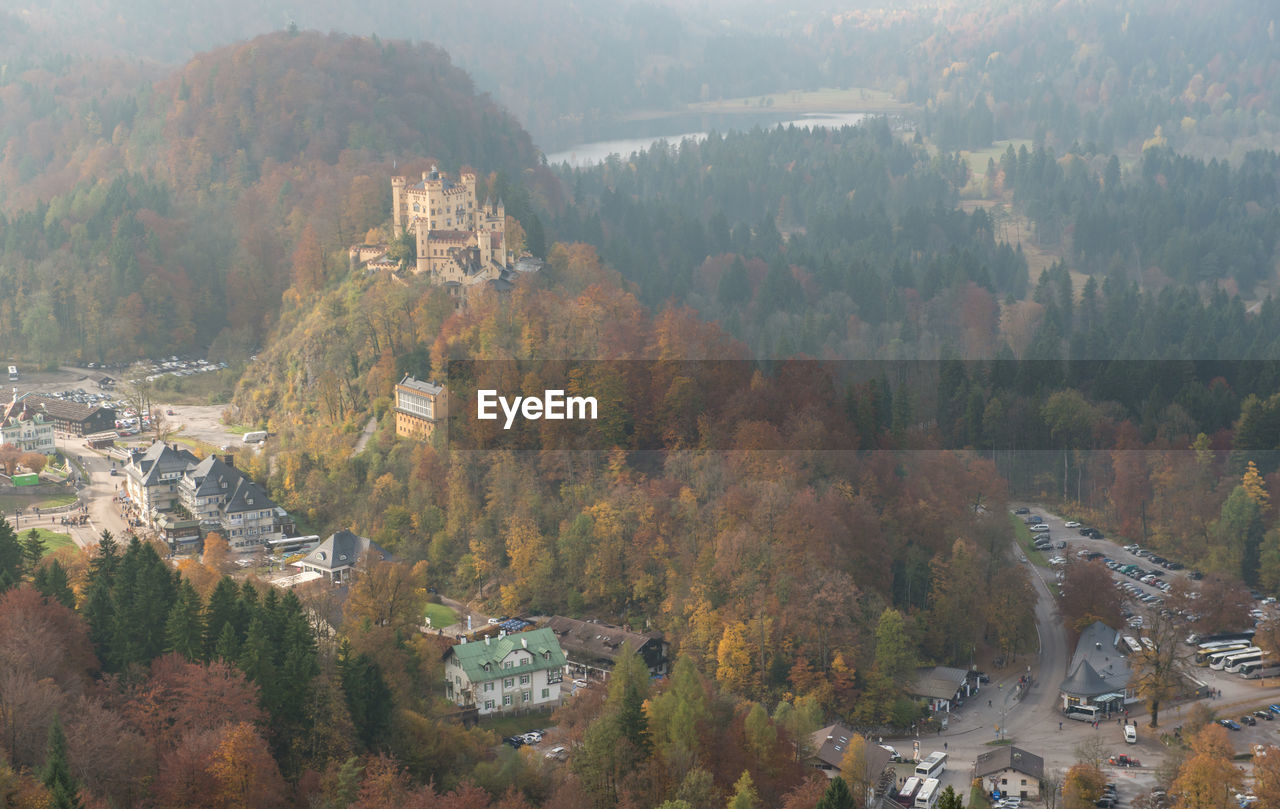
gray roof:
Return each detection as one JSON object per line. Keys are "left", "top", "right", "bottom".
{"left": 809, "top": 724, "right": 893, "bottom": 776}
{"left": 398, "top": 375, "right": 443, "bottom": 396}
{"left": 132, "top": 442, "right": 198, "bottom": 486}
{"left": 188, "top": 455, "right": 240, "bottom": 497}
{"left": 19, "top": 394, "right": 114, "bottom": 423}
{"left": 1061, "top": 621, "right": 1131, "bottom": 696}
{"left": 298, "top": 530, "right": 387, "bottom": 571}
{"left": 976, "top": 746, "right": 1045, "bottom": 780}
{"left": 223, "top": 477, "right": 276, "bottom": 514}
{"left": 908, "top": 666, "right": 970, "bottom": 700}
{"left": 545, "top": 616, "right": 661, "bottom": 663}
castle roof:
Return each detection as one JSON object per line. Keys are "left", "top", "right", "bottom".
{"left": 398, "top": 375, "right": 443, "bottom": 396}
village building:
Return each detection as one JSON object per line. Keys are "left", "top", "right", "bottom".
{"left": 295, "top": 530, "right": 389, "bottom": 584}
{"left": 1059, "top": 621, "right": 1136, "bottom": 711}
{"left": 808, "top": 723, "right": 893, "bottom": 804}
{"left": 125, "top": 442, "right": 291, "bottom": 552}
{"left": 0, "top": 398, "right": 55, "bottom": 454}
{"left": 443, "top": 627, "right": 567, "bottom": 715}
{"left": 908, "top": 666, "right": 974, "bottom": 714}
{"left": 544, "top": 616, "right": 669, "bottom": 680}
{"left": 17, "top": 394, "right": 116, "bottom": 436}
{"left": 394, "top": 375, "right": 445, "bottom": 440}
{"left": 975, "top": 745, "right": 1044, "bottom": 800}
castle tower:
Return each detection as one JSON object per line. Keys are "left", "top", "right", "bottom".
{"left": 391, "top": 175, "right": 406, "bottom": 233}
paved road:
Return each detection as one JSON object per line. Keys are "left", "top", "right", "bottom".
{"left": 351, "top": 416, "right": 377, "bottom": 457}
{"left": 53, "top": 442, "right": 130, "bottom": 550}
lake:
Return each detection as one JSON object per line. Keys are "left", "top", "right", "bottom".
{"left": 544, "top": 111, "right": 871, "bottom": 167}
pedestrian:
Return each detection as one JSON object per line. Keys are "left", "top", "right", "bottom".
{"left": 1059, "top": 721, "right": 1063, "bottom": 731}
{"left": 1117, "top": 717, "right": 1122, "bottom": 726}
{"left": 944, "top": 742, "right": 948, "bottom": 751}
{"left": 989, "top": 699, "right": 992, "bottom": 708}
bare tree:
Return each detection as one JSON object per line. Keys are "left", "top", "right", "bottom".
{"left": 1130, "top": 608, "right": 1192, "bottom": 727}
{"left": 1043, "top": 769, "right": 1064, "bottom": 809}
{"left": 1073, "top": 737, "right": 1107, "bottom": 770}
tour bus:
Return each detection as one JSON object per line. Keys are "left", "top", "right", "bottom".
{"left": 1066, "top": 704, "right": 1102, "bottom": 721}
{"left": 1122, "top": 636, "right": 1142, "bottom": 655}
{"left": 1224, "top": 650, "right": 1266, "bottom": 674}
{"left": 1240, "top": 662, "right": 1280, "bottom": 679}
{"left": 1197, "top": 643, "right": 1251, "bottom": 666}
{"left": 914, "top": 778, "right": 941, "bottom": 809}
{"left": 7, "top": 366, "right": 16, "bottom": 381}
{"left": 915, "top": 752, "right": 947, "bottom": 779}
{"left": 1210, "top": 646, "right": 1261, "bottom": 671}
{"left": 899, "top": 777, "right": 922, "bottom": 805}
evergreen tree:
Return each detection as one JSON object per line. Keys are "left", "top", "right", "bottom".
{"left": 34, "top": 559, "right": 75, "bottom": 608}
{"left": 608, "top": 645, "right": 652, "bottom": 758}
{"left": 89, "top": 530, "right": 119, "bottom": 581}
{"left": 238, "top": 615, "right": 276, "bottom": 691}
{"left": 165, "top": 579, "right": 205, "bottom": 660}
{"left": 21, "top": 529, "right": 44, "bottom": 577}
{"left": 42, "top": 716, "right": 83, "bottom": 809}
{"left": 339, "top": 646, "right": 394, "bottom": 751}
{"left": 0, "top": 516, "right": 22, "bottom": 590}
{"left": 83, "top": 578, "right": 114, "bottom": 665}
{"left": 937, "top": 786, "right": 964, "bottom": 809}
{"left": 815, "top": 776, "right": 856, "bottom": 809}
{"left": 215, "top": 620, "right": 240, "bottom": 662}
{"left": 204, "top": 576, "right": 241, "bottom": 656}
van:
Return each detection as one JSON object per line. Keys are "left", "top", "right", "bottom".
{"left": 1124, "top": 724, "right": 1137, "bottom": 744}
{"left": 544, "top": 746, "right": 567, "bottom": 761}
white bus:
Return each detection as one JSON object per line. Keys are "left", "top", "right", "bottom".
{"left": 1066, "top": 704, "right": 1102, "bottom": 721}
{"left": 1121, "top": 636, "right": 1142, "bottom": 655}
{"left": 1196, "top": 642, "right": 1251, "bottom": 665}
{"left": 899, "top": 777, "right": 921, "bottom": 804}
{"left": 915, "top": 752, "right": 947, "bottom": 779}
{"left": 1203, "top": 644, "right": 1253, "bottom": 667}
{"left": 1211, "top": 646, "right": 1260, "bottom": 671}
{"left": 1240, "top": 662, "right": 1280, "bottom": 679}
{"left": 1224, "top": 651, "right": 1266, "bottom": 674}
{"left": 914, "top": 778, "right": 941, "bottom": 809}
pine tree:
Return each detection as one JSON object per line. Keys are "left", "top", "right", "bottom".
{"left": 339, "top": 648, "right": 394, "bottom": 751}
{"left": 215, "top": 620, "right": 240, "bottom": 662}
{"left": 89, "top": 530, "right": 119, "bottom": 581}
{"left": 165, "top": 579, "right": 205, "bottom": 660}
{"left": 0, "top": 516, "right": 22, "bottom": 590}
{"left": 34, "top": 559, "right": 75, "bottom": 608}
{"left": 21, "top": 529, "right": 44, "bottom": 577}
{"left": 42, "top": 716, "right": 83, "bottom": 809}
{"left": 815, "top": 777, "right": 856, "bottom": 809}
{"left": 204, "top": 576, "right": 241, "bottom": 656}
{"left": 83, "top": 578, "right": 114, "bottom": 665}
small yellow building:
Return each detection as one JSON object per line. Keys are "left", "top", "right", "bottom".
{"left": 395, "top": 375, "right": 445, "bottom": 440}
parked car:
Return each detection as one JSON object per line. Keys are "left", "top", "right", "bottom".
{"left": 1255, "top": 710, "right": 1273, "bottom": 721}
{"left": 1031, "top": 524, "right": 1051, "bottom": 532}
{"left": 1242, "top": 714, "right": 1258, "bottom": 726}
{"left": 1065, "top": 521, "right": 1081, "bottom": 528}
{"left": 1109, "top": 755, "right": 1141, "bottom": 767}
{"left": 1014, "top": 507, "right": 1030, "bottom": 515}
{"left": 1220, "top": 719, "right": 1244, "bottom": 731}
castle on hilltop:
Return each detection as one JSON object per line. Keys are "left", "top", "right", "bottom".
{"left": 351, "top": 166, "right": 537, "bottom": 308}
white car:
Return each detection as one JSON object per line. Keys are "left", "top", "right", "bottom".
{"left": 1065, "top": 521, "right": 1081, "bottom": 528}
{"left": 1031, "top": 524, "right": 1051, "bottom": 532}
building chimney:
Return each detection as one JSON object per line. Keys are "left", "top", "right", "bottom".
{"left": 521, "top": 638, "right": 528, "bottom": 649}
{"left": 222, "top": 454, "right": 235, "bottom": 468}
{"left": 485, "top": 636, "right": 490, "bottom": 645}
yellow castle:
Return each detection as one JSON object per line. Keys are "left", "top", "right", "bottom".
{"left": 393, "top": 167, "right": 508, "bottom": 288}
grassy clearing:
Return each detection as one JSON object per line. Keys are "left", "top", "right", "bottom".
{"left": 688, "top": 87, "right": 913, "bottom": 115}
{"left": 424, "top": 603, "right": 458, "bottom": 629}
{"left": 960, "top": 138, "right": 1033, "bottom": 178}
{"left": 478, "top": 709, "right": 555, "bottom": 739}
{"left": 19, "top": 528, "right": 78, "bottom": 557}
{"left": 167, "top": 434, "right": 221, "bottom": 457}
{"left": 0, "top": 492, "right": 78, "bottom": 512}
{"left": 1009, "top": 514, "right": 1050, "bottom": 567}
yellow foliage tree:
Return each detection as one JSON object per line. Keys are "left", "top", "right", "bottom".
{"left": 1243, "top": 461, "right": 1269, "bottom": 508}
{"left": 717, "top": 620, "right": 755, "bottom": 697}
{"left": 1171, "top": 724, "right": 1242, "bottom": 809}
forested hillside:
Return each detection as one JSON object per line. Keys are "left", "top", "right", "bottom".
{"left": 0, "top": 30, "right": 541, "bottom": 362}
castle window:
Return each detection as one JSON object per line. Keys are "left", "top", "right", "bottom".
{"left": 413, "top": 204, "right": 419, "bottom": 212}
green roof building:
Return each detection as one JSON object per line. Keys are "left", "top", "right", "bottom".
{"left": 444, "top": 628, "right": 567, "bottom": 715}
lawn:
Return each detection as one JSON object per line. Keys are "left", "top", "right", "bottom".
{"left": 0, "top": 492, "right": 78, "bottom": 513}
{"left": 424, "top": 602, "right": 458, "bottom": 629}
{"left": 19, "top": 528, "right": 78, "bottom": 557}
{"left": 149, "top": 368, "right": 239, "bottom": 405}
{"left": 478, "top": 709, "right": 555, "bottom": 739}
